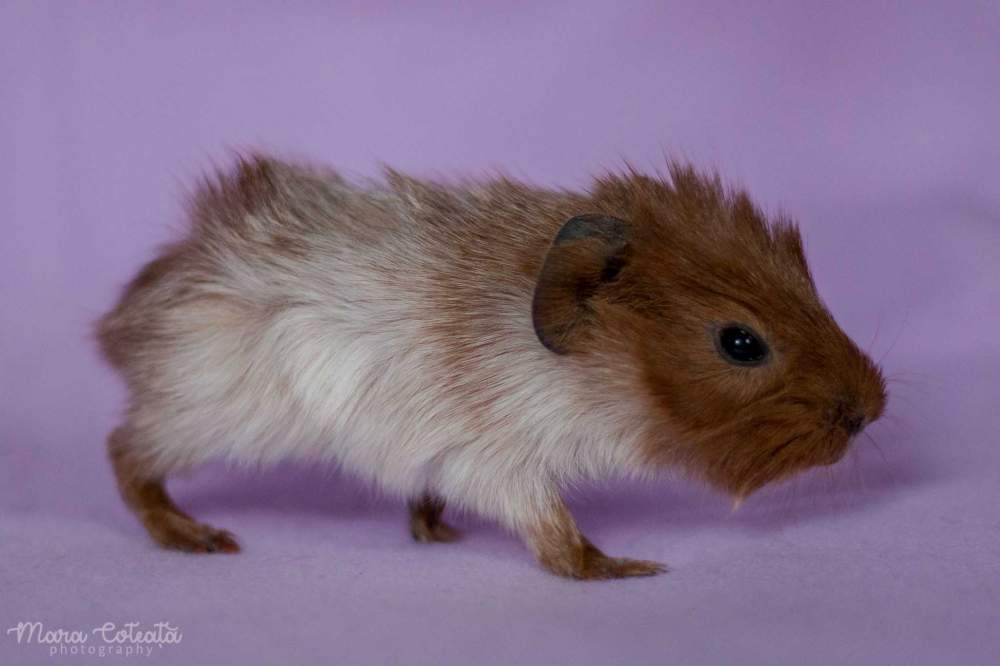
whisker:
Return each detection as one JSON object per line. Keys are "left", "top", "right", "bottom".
{"left": 847, "top": 444, "right": 867, "bottom": 494}
{"left": 886, "top": 370, "right": 938, "bottom": 383}
{"left": 862, "top": 431, "right": 897, "bottom": 486}
{"left": 883, "top": 390, "right": 922, "bottom": 410}
{"left": 880, "top": 397, "right": 930, "bottom": 429}
{"left": 876, "top": 308, "right": 910, "bottom": 367}
{"left": 885, "top": 375, "right": 942, "bottom": 395}
{"left": 878, "top": 412, "right": 906, "bottom": 429}
{"left": 867, "top": 311, "right": 883, "bottom": 357}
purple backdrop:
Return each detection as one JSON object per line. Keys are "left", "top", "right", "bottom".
{"left": 2, "top": 2, "right": 999, "bottom": 664}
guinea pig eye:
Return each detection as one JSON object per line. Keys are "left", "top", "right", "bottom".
{"left": 716, "top": 325, "right": 769, "bottom": 365}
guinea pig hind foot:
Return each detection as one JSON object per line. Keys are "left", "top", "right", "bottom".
{"left": 107, "top": 426, "right": 240, "bottom": 554}
{"left": 141, "top": 509, "right": 240, "bottom": 554}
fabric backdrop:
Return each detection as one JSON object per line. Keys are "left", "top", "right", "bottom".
{"left": 2, "top": 2, "right": 998, "bottom": 664}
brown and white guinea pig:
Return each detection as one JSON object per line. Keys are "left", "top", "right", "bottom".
{"left": 97, "top": 155, "right": 887, "bottom": 580}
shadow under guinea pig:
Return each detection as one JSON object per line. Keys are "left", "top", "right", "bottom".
{"left": 173, "top": 463, "right": 396, "bottom": 524}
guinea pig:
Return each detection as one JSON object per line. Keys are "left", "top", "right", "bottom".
{"left": 97, "top": 155, "right": 887, "bottom": 579}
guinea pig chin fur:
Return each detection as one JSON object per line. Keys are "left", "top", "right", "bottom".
{"left": 96, "top": 155, "right": 886, "bottom": 579}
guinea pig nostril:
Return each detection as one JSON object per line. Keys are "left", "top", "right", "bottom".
{"left": 842, "top": 414, "right": 865, "bottom": 436}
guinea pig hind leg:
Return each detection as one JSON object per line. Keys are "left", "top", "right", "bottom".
{"left": 524, "top": 497, "right": 666, "bottom": 580}
{"left": 407, "top": 493, "right": 460, "bottom": 543}
{"left": 107, "top": 425, "right": 240, "bottom": 554}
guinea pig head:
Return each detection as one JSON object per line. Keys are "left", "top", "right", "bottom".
{"left": 532, "top": 165, "right": 887, "bottom": 501}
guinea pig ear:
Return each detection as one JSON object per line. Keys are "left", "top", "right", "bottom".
{"left": 532, "top": 214, "right": 631, "bottom": 354}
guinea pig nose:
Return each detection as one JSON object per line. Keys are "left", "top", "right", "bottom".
{"left": 830, "top": 399, "right": 866, "bottom": 436}
{"left": 841, "top": 412, "right": 865, "bottom": 436}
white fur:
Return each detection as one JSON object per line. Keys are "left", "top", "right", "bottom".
{"left": 116, "top": 170, "right": 655, "bottom": 533}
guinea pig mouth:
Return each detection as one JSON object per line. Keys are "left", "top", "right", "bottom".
{"left": 818, "top": 444, "right": 849, "bottom": 466}
{"left": 814, "top": 428, "right": 855, "bottom": 466}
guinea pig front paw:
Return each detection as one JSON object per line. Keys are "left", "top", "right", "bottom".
{"left": 537, "top": 536, "right": 667, "bottom": 580}
{"left": 570, "top": 540, "right": 667, "bottom": 580}
{"left": 407, "top": 493, "right": 461, "bottom": 543}
{"left": 410, "top": 521, "right": 461, "bottom": 543}
{"left": 525, "top": 500, "right": 667, "bottom": 580}
{"left": 581, "top": 554, "right": 668, "bottom": 580}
